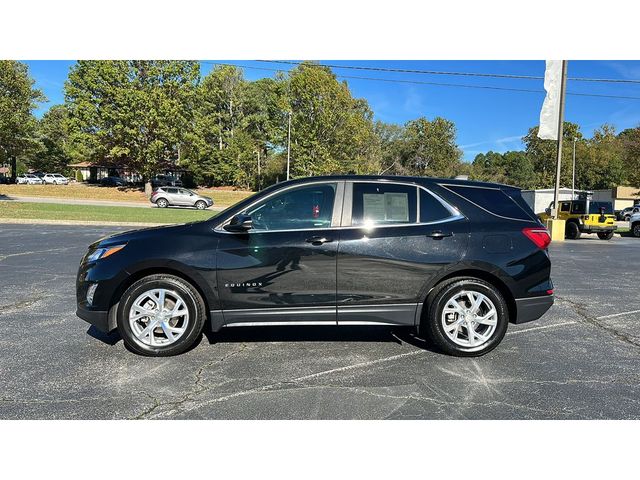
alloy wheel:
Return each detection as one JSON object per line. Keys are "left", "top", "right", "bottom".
{"left": 441, "top": 290, "right": 498, "bottom": 348}
{"left": 128, "top": 288, "right": 190, "bottom": 347}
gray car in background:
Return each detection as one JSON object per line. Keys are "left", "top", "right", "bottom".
{"left": 150, "top": 187, "right": 214, "bottom": 210}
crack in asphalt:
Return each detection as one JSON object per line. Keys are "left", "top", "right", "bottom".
{"left": 555, "top": 295, "right": 640, "bottom": 350}
{"left": 131, "top": 343, "right": 248, "bottom": 420}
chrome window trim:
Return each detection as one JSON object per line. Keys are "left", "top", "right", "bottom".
{"left": 215, "top": 179, "right": 465, "bottom": 234}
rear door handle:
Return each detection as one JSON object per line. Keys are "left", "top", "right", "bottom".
{"left": 427, "top": 230, "right": 452, "bottom": 239}
{"left": 306, "top": 236, "right": 333, "bottom": 245}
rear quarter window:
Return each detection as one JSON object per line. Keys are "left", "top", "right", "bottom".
{"left": 443, "top": 184, "right": 535, "bottom": 221}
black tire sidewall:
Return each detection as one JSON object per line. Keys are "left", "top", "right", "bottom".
{"left": 633, "top": 224, "right": 640, "bottom": 238}
{"left": 117, "top": 275, "right": 205, "bottom": 356}
{"left": 597, "top": 231, "right": 614, "bottom": 240}
{"left": 426, "top": 279, "right": 509, "bottom": 357}
{"left": 566, "top": 222, "right": 580, "bottom": 239}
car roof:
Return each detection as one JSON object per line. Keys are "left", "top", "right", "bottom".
{"left": 269, "top": 174, "right": 517, "bottom": 190}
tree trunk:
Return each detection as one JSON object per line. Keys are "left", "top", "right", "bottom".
{"left": 144, "top": 181, "right": 153, "bottom": 197}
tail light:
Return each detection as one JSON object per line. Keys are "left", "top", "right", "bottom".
{"left": 522, "top": 227, "right": 551, "bottom": 249}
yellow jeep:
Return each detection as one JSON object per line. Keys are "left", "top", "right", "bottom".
{"left": 539, "top": 199, "right": 617, "bottom": 240}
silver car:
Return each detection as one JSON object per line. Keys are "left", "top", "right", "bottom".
{"left": 43, "top": 173, "right": 69, "bottom": 185}
{"left": 150, "top": 187, "right": 214, "bottom": 210}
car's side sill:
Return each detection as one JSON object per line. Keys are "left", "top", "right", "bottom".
{"left": 212, "top": 303, "right": 419, "bottom": 331}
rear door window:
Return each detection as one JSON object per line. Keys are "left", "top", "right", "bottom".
{"left": 352, "top": 183, "right": 417, "bottom": 226}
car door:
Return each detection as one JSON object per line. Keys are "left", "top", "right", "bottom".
{"left": 216, "top": 181, "right": 344, "bottom": 325}
{"left": 336, "top": 181, "right": 469, "bottom": 326}
{"left": 163, "top": 187, "right": 179, "bottom": 205}
{"left": 173, "top": 188, "right": 191, "bottom": 206}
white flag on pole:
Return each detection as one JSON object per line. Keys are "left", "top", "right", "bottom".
{"left": 538, "top": 60, "right": 563, "bottom": 140}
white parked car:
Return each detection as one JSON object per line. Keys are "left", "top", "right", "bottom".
{"left": 43, "top": 173, "right": 69, "bottom": 185}
{"left": 630, "top": 212, "right": 640, "bottom": 238}
{"left": 15, "top": 174, "right": 44, "bottom": 185}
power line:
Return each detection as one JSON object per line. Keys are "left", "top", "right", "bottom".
{"left": 255, "top": 60, "right": 640, "bottom": 85}
{"left": 202, "top": 61, "right": 640, "bottom": 101}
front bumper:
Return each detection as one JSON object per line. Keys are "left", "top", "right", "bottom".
{"left": 514, "top": 295, "right": 554, "bottom": 324}
{"left": 76, "top": 304, "right": 111, "bottom": 332}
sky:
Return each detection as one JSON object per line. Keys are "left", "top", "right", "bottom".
{"left": 23, "top": 60, "right": 640, "bottom": 162}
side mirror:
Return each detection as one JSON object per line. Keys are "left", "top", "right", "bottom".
{"left": 224, "top": 214, "right": 253, "bottom": 232}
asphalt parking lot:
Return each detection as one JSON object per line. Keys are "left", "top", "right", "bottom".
{"left": 1, "top": 223, "right": 639, "bottom": 419}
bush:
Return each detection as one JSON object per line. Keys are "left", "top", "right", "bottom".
{"left": 75, "top": 170, "right": 84, "bottom": 182}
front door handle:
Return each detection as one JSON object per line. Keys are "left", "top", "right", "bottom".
{"left": 427, "top": 230, "right": 452, "bottom": 239}
{"left": 306, "top": 236, "right": 333, "bottom": 245}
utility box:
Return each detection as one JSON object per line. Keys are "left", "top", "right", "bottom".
{"left": 546, "top": 218, "right": 566, "bottom": 242}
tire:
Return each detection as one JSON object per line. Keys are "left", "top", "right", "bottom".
{"left": 565, "top": 221, "right": 581, "bottom": 240}
{"left": 53, "top": 181, "right": 57, "bottom": 185}
{"left": 195, "top": 200, "right": 207, "bottom": 210}
{"left": 597, "top": 231, "right": 614, "bottom": 240}
{"left": 156, "top": 198, "right": 169, "bottom": 208}
{"left": 422, "top": 277, "right": 509, "bottom": 357}
{"left": 633, "top": 223, "right": 640, "bottom": 238}
{"left": 117, "top": 274, "right": 207, "bottom": 356}
{"left": 624, "top": 215, "right": 631, "bottom": 222}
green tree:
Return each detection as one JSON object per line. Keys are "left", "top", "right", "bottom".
{"left": 398, "top": 117, "right": 462, "bottom": 177}
{"left": 619, "top": 126, "right": 640, "bottom": 187}
{"left": 523, "top": 122, "right": 582, "bottom": 188}
{"left": 28, "top": 104, "right": 71, "bottom": 173}
{"left": 0, "top": 61, "right": 45, "bottom": 178}
{"left": 285, "top": 62, "right": 379, "bottom": 177}
{"left": 65, "top": 60, "right": 200, "bottom": 194}
{"left": 471, "top": 150, "right": 535, "bottom": 189}
{"left": 577, "top": 124, "right": 625, "bottom": 190}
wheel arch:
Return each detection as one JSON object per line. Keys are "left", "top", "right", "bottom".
{"left": 419, "top": 268, "right": 517, "bottom": 329}
{"left": 107, "top": 265, "right": 215, "bottom": 331}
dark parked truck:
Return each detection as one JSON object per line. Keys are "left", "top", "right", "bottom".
{"left": 76, "top": 175, "right": 553, "bottom": 357}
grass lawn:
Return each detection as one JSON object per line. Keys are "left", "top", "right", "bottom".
{"left": 0, "top": 184, "right": 253, "bottom": 207}
{"left": 0, "top": 202, "right": 217, "bottom": 224}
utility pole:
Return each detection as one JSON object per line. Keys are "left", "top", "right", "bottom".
{"left": 552, "top": 60, "right": 568, "bottom": 220}
{"left": 286, "top": 111, "right": 292, "bottom": 181}
{"left": 572, "top": 137, "right": 577, "bottom": 199}
{"left": 256, "top": 150, "right": 261, "bottom": 190}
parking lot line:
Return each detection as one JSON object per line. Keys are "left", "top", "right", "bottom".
{"left": 507, "top": 321, "right": 578, "bottom": 335}
{"left": 596, "top": 309, "right": 640, "bottom": 320}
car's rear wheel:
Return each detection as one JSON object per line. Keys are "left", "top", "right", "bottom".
{"left": 597, "top": 231, "right": 614, "bottom": 240}
{"left": 156, "top": 198, "right": 169, "bottom": 208}
{"left": 117, "top": 274, "right": 207, "bottom": 356}
{"left": 565, "top": 221, "right": 581, "bottom": 240}
{"left": 633, "top": 223, "right": 640, "bottom": 238}
{"left": 423, "top": 277, "right": 509, "bottom": 357}
{"left": 195, "top": 200, "right": 207, "bottom": 210}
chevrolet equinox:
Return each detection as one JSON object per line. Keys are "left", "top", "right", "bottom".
{"left": 76, "top": 175, "right": 554, "bottom": 357}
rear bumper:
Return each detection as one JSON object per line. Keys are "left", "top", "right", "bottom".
{"left": 581, "top": 225, "right": 616, "bottom": 233}
{"left": 514, "top": 295, "right": 554, "bottom": 324}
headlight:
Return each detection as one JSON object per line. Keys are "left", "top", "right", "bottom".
{"left": 86, "top": 244, "right": 126, "bottom": 262}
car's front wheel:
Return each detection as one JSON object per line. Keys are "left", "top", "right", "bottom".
{"left": 195, "top": 200, "right": 207, "bottom": 210}
{"left": 565, "top": 221, "right": 581, "bottom": 240}
{"left": 117, "top": 274, "right": 207, "bottom": 356}
{"left": 597, "top": 231, "right": 614, "bottom": 240}
{"left": 633, "top": 223, "right": 640, "bottom": 238}
{"left": 423, "top": 277, "right": 509, "bottom": 357}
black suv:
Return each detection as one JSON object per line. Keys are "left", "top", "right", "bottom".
{"left": 76, "top": 175, "right": 553, "bottom": 357}
{"left": 151, "top": 174, "right": 183, "bottom": 188}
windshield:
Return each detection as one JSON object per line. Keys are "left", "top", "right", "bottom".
{"left": 589, "top": 202, "right": 614, "bottom": 214}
